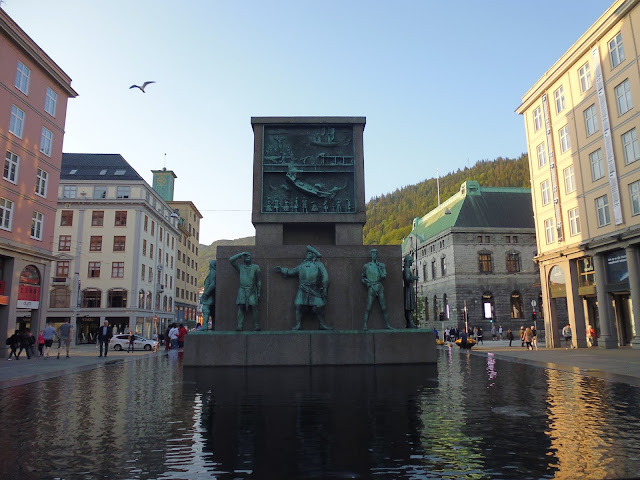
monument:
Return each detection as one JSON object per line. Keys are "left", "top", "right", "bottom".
{"left": 184, "top": 117, "right": 436, "bottom": 366}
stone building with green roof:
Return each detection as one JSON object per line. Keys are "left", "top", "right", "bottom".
{"left": 401, "top": 181, "right": 544, "bottom": 336}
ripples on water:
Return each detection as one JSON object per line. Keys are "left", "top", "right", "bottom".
{"left": 0, "top": 348, "right": 639, "bottom": 479}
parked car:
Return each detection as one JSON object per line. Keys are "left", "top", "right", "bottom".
{"left": 110, "top": 334, "right": 158, "bottom": 351}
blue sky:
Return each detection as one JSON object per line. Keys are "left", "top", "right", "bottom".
{"left": 4, "top": 0, "right": 613, "bottom": 245}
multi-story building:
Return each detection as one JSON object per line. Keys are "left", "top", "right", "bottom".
{"left": 47, "top": 154, "right": 179, "bottom": 343}
{"left": 0, "top": 9, "right": 77, "bottom": 351}
{"left": 151, "top": 168, "right": 203, "bottom": 328}
{"left": 517, "top": 0, "right": 640, "bottom": 349}
{"left": 402, "top": 181, "right": 539, "bottom": 336}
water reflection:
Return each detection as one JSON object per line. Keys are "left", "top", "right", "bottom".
{"left": 0, "top": 349, "right": 639, "bottom": 479}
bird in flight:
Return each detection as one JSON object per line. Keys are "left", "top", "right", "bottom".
{"left": 129, "top": 81, "right": 156, "bottom": 93}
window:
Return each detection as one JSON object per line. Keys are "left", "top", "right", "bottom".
{"left": 143, "top": 239, "right": 147, "bottom": 256}
{"left": 559, "top": 125, "right": 571, "bottom": 153}
{"left": 93, "top": 186, "right": 107, "bottom": 199}
{"left": 485, "top": 236, "right": 490, "bottom": 243}
{"left": 506, "top": 252, "right": 520, "bottom": 273}
{"left": 0, "top": 198, "right": 13, "bottom": 231}
{"left": 568, "top": 208, "right": 581, "bottom": 235}
{"left": 544, "top": 218, "right": 555, "bottom": 244}
{"left": 30, "top": 211, "right": 43, "bottom": 240}
{"left": 35, "top": 168, "right": 48, "bottom": 197}
{"left": 44, "top": 87, "right": 57, "bottom": 116}
{"left": 114, "top": 211, "right": 127, "bottom": 226}
{"left": 622, "top": 128, "right": 639, "bottom": 165}
{"left": 4, "top": 151, "right": 19, "bottom": 183}
{"left": 83, "top": 289, "right": 101, "bottom": 308}
{"left": 554, "top": 86, "right": 565, "bottom": 113}
{"left": 144, "top": 215, "right": 148, "bottom": 232}
{"left": 541, "top": 180, "right": 551, "bottom": 205}
{"left": 609, "top": 32, "right": 625, "bottom": 68}
{"left": 141, "top": 265, "right": 146, "bottom": 281}
{"left": 107, "top": 289, "right": 127, "bottom": 308}
{"left": 533, "top": 107, "right": 542, "bottom": 131}
{"left": 478, "top": 253, "right": 492, "bottom": 273}
{"left": 113, "top": 236, "right": 126, "bottom": 251}
{"left": 615, "top": 79, "right": 632, "bottom": 115}
{"left": 590, "top": 149, "right": 604, "bottom": 181}
{"left": 151, "top": 221, "right": 155, "bottom": 236}
{"left": 537, "top": 143, "right": 546, "bottom": 168}
{"left": 56, "top": 261, "right": 69, "bottom": 278}
{"left": 510, "top": 292, "right": 524, "bottom": 319}
{"left": 116, "top": 186, "right": 130, "bottom": 199}
{"left": 584, "top": 104, "right": 599, "bottom": 136}
{"left": 431, "top": 259, "right": 436, "bottom": 279}
{"left": 62, "top": 185, "right": 77, "bottom": 198}
{"left": 60, "top": 210, "right": 73, "bottom": 226}
{"left": 440, "top": 256, "right": 447, "bottom": 276}
{"left": 89, "top": 236, "right": 102, "bottom": 251}
{"left": 579, "top": 62, "right": 592, "bottom": 93}
{"left": 149, "top": 267, "right": 152, "bottom": 282}
{"left": 88, "top": 261, "right": 101, "bottom": 278}
{"left": 40, "top": 127, "right": 53, "bottom": 157}
{"left": 630, "top": 180, "right": 640, "bottom": 215}
{"left": 91, "top": 211, "right": 104, "bottom": 226}
{"left": 111, "top": 262, "right": 125, "bottom": 278}
{"left": 477, "top": 236, "right": 483, "bottom": 243}
{"left": 9, "top": 105, "right": 25, "bottom": 138}
{"left": 58, "top": 235, "right": 71, "bottom": 251}
{"left": 150, "top": 243, "right": 154, "bottom": 259}
{"left": 563, "top": 165, "right": 576, "bottom": 194}
{"left": 512, "top": 236, "right": 518, "bottom": 243}
{"left": 596, "top": 195, "right": 611, "bottom": 227}
{"left": 49, "top": 287, "right": 70, "bottom": 308}
{"left": 15, "top": 61, "right": 30, "bottom": 94}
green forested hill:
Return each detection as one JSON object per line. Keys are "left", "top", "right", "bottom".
{"left": 362, "top": 154, "right": 531, "bottom": 245}
{"left": 196, "top": 155, "right": 531, "bottom": 284}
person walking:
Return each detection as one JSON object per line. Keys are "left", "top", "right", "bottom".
{"left": 498, "top": 325, "right": 503, "bottom": 341}
{"left": 520, "top": 326, "right": 525, "bottom": 347}
{"left": 562, "top": 324, "right": 573, "bottom": 349}
{"left": 531, "top": 325, "right": 538, "bottom": 350}
{"left": 507, "top": 329, "right": 514, "bottom": 347}
{"left": 37, "top": 330, "right": 45, "bottom": 356}
{"left": 178, "top": 324, "right": 188, "bottom": 349}
{"left": 17, "top": 329, "right": 31, "bottom": 360}
{"left": 97, "top": 321, "right": 113, "bottom": 357}
{"left": 57, "top": 319, "right": 73, "bottom": 359}
{"left": 127, "top": 331, "right": 135, "bottom": 353}
{"left": 42, "top": 323, "right": 57, "bottom": 359}
{"left": 6, "top": 330, "right": 20, "bottom": 360}
{"left": 168, "top": 324, "right": 179, "bottom": 350}
{"left": 523, "top": 327, "right": 533, "bottom": 350}
{"left": 477, "top": 327, "right": 484, "bottom": 345}
{"left": 491, "top": 325, "right": 496, "bottom": 341}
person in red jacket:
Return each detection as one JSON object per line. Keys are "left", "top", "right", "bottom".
{"left": 177, "top": 324, "right": 188, "bottom": 349}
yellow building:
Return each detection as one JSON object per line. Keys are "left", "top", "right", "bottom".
{"left": 517, "top": 0, "right": 640, "bottom": 349}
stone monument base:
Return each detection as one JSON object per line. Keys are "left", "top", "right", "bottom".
{"left": 183, "top": 330, "right": 436, "bottom": 366}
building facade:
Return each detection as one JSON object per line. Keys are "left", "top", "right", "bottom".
{"left": 402, "top": 181, "right": 540, "bottom": 336}
{"left": 517, "top": 0, "right": 640, "bottom": 349}
{"left": 47, "top": 154, "right": 179, "bottom": 343}
{"left": 0, "top": 9, "right": 77, "bottom": 352}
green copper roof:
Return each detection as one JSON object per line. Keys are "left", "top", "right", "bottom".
{"left": 402, "top": 181, "right": 533, "bottom": 249}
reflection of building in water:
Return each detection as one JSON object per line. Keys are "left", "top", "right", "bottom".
{"left": 517, "top": 0, "right": 640, "bottom": 349}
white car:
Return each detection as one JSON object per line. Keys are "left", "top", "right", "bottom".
{"left": 110, "top": 334, "right": 158, "bottom": 351}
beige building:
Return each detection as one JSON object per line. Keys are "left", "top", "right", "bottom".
{"left": 1, "top": 9, "right": 77, "bottom": 351}
{"left": 48, "top": 154, "right": 179, "bottom": 343}
{"left": 517, "top": 0, "right": 640, "bottom": 349}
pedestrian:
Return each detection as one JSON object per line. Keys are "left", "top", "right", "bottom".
{"left": 165, "top": 325, "right": 172, "bottom": 350}
{"left": 97, "top": 321, "right": 113, "bottom": 357}
{"left": 477, "top": 327, "right": 484, "bottom": 345}
{"left": 498, "top": 325, "right": 503, "bottom": 341}
{"left": 56, "top": 319, "right": 73, "bottom": 359}
{"left": 562, "top": 324, "right": 573, "bottom": 348}
{"left": 127, "top": 331, "right": 135, "bottom": 353}
{"left": 26, "top": 328, "right": 36, "bottom": 358}
{"left": 524, "top": 327, "right": 533, "bottom": 350}
{"left": 178, "top": 324, "right": 188, "bottom": 348}
{"left": 37, "top": 330, "right": 45, "bottom": 356}
{"left": 491, "top": 325, "right": 496, "bottom": 341}
{"left": 586, "top": 324, "right": 597, "bottom": 347}
{"left": 17, "top": 329, "right": 31, "bottom": 359}
{"left": 520, "top": 326, "right": 525, "bottom": 347}
{"left": 507, "top": 329, "right": 514, "bottom": 347}
{"left": 42, "top": 323, "right": 56, "bottom": 359}
{"left": 169, "top": 323, "right": 179, "bottom": 350}
{"left": 6, "top": 330, "right": 20, "bottom": 360}
{"left": 531, "top": 325, "right": 538, "bottom": 350}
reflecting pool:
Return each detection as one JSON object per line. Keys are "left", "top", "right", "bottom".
{"left": 1, "top": 348, "right": 639, "bottom": 479}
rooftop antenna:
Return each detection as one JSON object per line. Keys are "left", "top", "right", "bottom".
{"left": 164, "top": 153, "right": 167, "bottom": 169}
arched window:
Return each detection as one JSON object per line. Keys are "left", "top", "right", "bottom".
{"left": 107, "top": 289, "right": 127, "bottom": 308}
{"left": 482, "top": 292, "right": 494, "bottom": 320}
{"left": 510, "top": 291, "right": 523, "bottom": 318}
{"left": 163, "top": 295, "right": 168, "bottom": 311}
{"left": 82, "top": 289, "right": 101, "bottom": 308}
{"left": 433, "top": 295, "right": 439, "bottom": 320}
{"left": 138, "top": 289, "right": 145, "bottom": 309}
{"left": 424, "top": 296, "right": 429, "bottom": 321}
{"left": 146, "top": 291, "right": 152, "bottom": 310}
{"left": 49, "top": 287, "right": 70, "bottom": 308}
{"left": 155, "top": 292, "right": 161, "bottom": 310}
{"left": 168, "top": 297, "right": 173, "bottom": 312}
{"left": 443, "top": 293, "right": 449, "bottom": 320}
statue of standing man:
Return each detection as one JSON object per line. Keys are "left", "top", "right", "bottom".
{"left": 230, "top": 252, "right": 262, "bottom": 331}
{"left": 362, "top": 249, "right": 392, "bottom": 330}
{"left": 274, "top": 245, "right": 331, "bottom": 330}
{"left": 200, "top": 260, "right": 216, "bottom": 330}
{"left": 403, "top": 254, "right": 418, "bottom": 329}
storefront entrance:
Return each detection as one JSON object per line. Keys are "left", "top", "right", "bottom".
{"left": 612, "top": 294, "right": 634, "bottom": 346}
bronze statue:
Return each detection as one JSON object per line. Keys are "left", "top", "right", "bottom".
{"left": 274, "top": 245, "right": 331, "bottom": 330}
{"left": 200, "top": 260, "right": 216, "bottom": 330}
{"left": 403, "top": 254, "right": 418, "bottom": 328}
{"left": 230, "top": 252, "right": 262, "bottom": 331}
{"left": 362, "top": 249, "right": 392, "bottom": 330}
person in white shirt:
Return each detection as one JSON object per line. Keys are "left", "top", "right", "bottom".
{"left": 168, "top": 323, "right": 179, "bottom": 350}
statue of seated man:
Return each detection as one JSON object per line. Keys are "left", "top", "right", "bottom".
{"left": 274, "top": 245, "right": 331, "bottom": 330}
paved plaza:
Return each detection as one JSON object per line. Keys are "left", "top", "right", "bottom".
{"left": 2, "top": 338, "right": 640, "bottom": 389}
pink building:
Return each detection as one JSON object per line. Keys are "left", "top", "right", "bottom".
{"left": 0, "top": 8, "right": 77, "bottom": 351}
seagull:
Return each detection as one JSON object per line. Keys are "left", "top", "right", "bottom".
{"left": 129, "top": 81, "right": 156, "bottom": 93}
